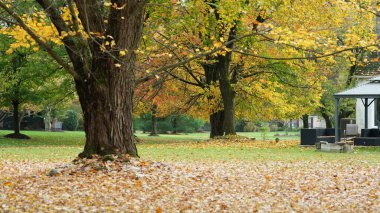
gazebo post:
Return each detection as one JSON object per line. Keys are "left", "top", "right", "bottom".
{"left": 335, "top": 98, "right": 340, "bottom": 142}
{"left": 365, "top": 98, "right": 369, "bottom": 129}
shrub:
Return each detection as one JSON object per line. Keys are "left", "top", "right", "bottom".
{"left": 243, "top": 122, "right": 257, "bottom": 132}
{"left": 136, "top": 114, "right": 205, "bottom": 133}
{"left": 63, "top": 110, "right": 79, "bottom": 131}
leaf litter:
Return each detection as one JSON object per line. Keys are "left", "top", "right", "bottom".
{"left": 0, "top": 154, "right": 379, "bottom": 212}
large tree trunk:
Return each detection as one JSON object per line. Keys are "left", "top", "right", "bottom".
{"left": 73, "top": 1, "right": 146, "bottom": 157}
{"left": 210, "top": 110, "right": 224, "bottom": 138}
{"left": 75, "top": 64, "right": 138, "bottom": 157}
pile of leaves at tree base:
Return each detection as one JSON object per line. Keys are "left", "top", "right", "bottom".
{"left": 47, "top": 154, "right": 166, "bottom": 178}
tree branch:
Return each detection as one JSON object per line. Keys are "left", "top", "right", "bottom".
{"left": 35, "top": 0, "right": 70, "bottom": 33}
{"left": 74, "top": 0, "right": 105, "bottom": 34}
{"left": 0, "top": 2, "right": 80, "bottom": 80}
{"left": 136, "top": 32, "right": 260, "bottom": 84}
{"left": 232, "top": 44, "right": 378, "bottom": 61}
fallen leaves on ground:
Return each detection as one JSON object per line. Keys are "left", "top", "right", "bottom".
{"left": 175, "top": 139, "right": 299, "bottom": 150}
{"left": 0, "top": 157, "right": 379, "bottom": 212}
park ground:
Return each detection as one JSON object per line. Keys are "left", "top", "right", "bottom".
{"left": 0, "top": 130, "right": 379, "bottom": 211}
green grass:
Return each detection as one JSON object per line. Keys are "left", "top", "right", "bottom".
{"left": 0, "top": 130, "right": 379, "bottom": 164}
{"left": 140, "top": 144, "right": 380, "bottom": 164}
{"left": 135, "top": 131, "right": 299, "bottom": 142}
{"left": 0, "top": 130, "right": 85, "bottom": 147}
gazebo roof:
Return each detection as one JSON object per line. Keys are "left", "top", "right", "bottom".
{"left": 334, "top": 76, "right": 380, "bottom": 98}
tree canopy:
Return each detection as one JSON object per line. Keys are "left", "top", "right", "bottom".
{"left": 0, "top": 0, "right": 379, "bottom": 154}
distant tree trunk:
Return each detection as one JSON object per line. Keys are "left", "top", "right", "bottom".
{"left": 149, "top": 104, "right": 158, "bottom": 136}
{"left": 219, "top": 82, "right": 236, "bottom": 135}
{"left": 44, "top": 106, "right": 52, "bottom": 131}
{"left": 321, "top": 112, "right": 333, "bottom": 128}
{"left": 5, "top": 98, "right": 29, "bottom": 139}
{"left": 216, "top": 26, "right": 238, "bottom": 136}
{"left": 12, "top": 99, "right": 20, "bottom": 135}
{"left": 5, "top": 97, "right": 30, "bottom": 139}
{"left": 284, "top": 120, "right": 290, "bottom": 136}
{"left": 210, "top": 110, "right": 224, "bottom": 138}
{"left": 346, "top": 63, "right": 357, "bottom": 87}
{"left": 172, "top": 115, "right": 178, "bottom": 134}
{"left": 302, "top": 114, "right": 309, "bottom": 128}
{"left": 202, "top": 60, "right": 225, "bottom": 138}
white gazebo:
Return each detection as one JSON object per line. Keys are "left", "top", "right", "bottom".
{"left": 334, "top": 76, "right": 380, "bottom": 142}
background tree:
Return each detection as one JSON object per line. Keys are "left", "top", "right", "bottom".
{"left": 0, "top": 33, "right": 71, "bottom": 138}
{"left": 142, "top": 0, "right": 378, "bottom": 137}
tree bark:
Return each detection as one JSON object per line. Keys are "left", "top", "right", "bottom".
{"left": 75, "top": 66, "right": 138, "bottom": 157}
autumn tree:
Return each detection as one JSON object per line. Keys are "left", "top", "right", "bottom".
{"left": 0, "top": 0, "right": 227, "bottom": 156}
{"left": 144, "top": 0, "right": 378, "bottom": 137}
{"left": 0, "top": 0, "right": 147, "bottom": 156}
{"left": 0, "top": 34, "right": 73, "bottom": 138}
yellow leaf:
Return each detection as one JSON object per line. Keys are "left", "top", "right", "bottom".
{"left": 119, "top": 50, "right": 127, "bottom": 56}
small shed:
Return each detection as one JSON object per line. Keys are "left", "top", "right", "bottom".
{"left": 334, "top": 76, "right": 380, "bottom": 142}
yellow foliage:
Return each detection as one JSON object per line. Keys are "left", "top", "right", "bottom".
{"left": 1, "top": 6, "right": 90, "bottom": 54}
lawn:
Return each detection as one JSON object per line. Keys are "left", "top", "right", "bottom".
{"left": 0, "top": 130, "right": 378, "bottom": 163}
{"left": 0, "top": 130, "right": 379, "bottom": 211}
{"left": 0, "top": 130, "right": 301, "bottom": 161}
